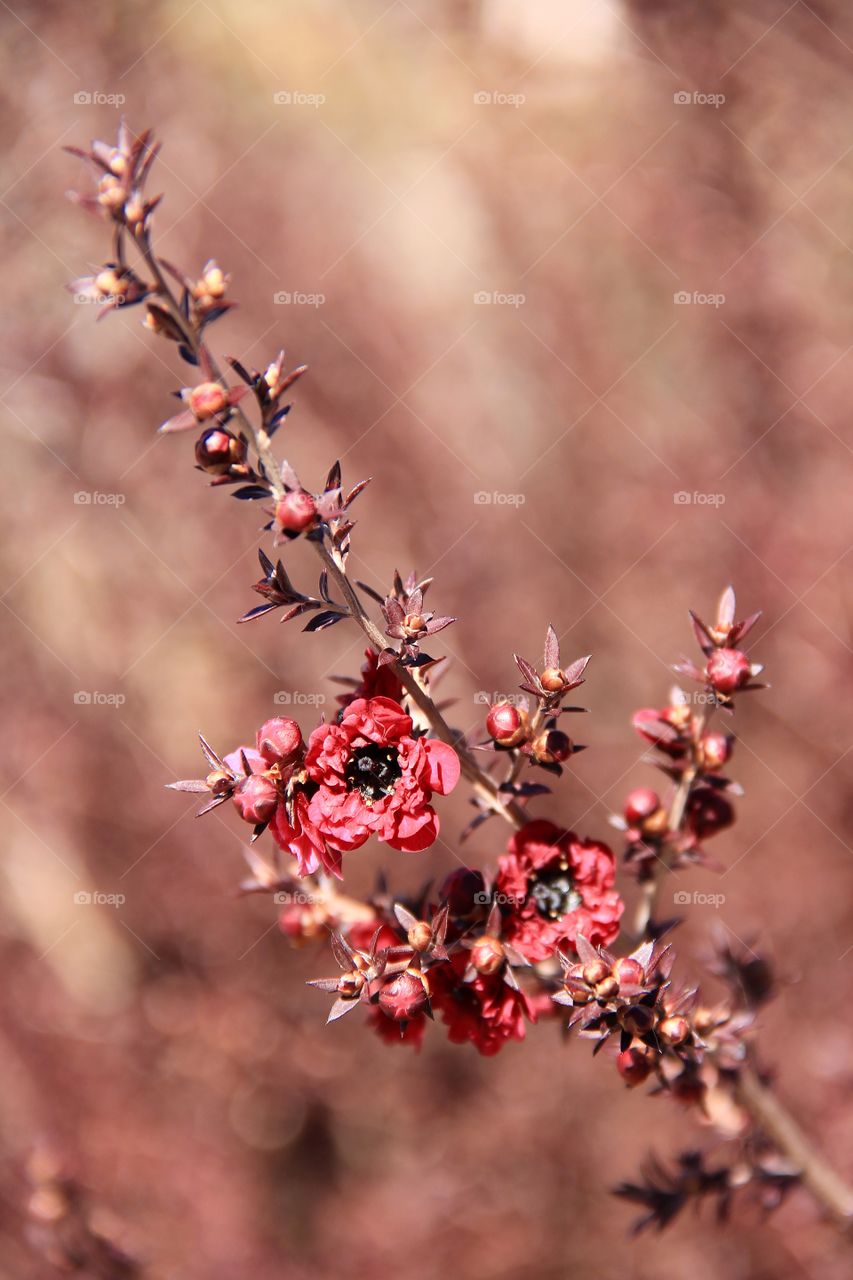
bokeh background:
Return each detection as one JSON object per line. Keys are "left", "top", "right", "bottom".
{"left": 2, "top": 0, "right": 853, "bottom": 1275}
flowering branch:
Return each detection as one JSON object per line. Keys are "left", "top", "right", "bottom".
{"left": 64, "top": 122, "right": 853, "bottom": 1236}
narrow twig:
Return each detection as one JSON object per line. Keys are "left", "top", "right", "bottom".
{"left": 736, "top": 1062, "right": 853, "bottom": 1228}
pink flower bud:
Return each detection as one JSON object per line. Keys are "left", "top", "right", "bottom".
{"left": 256, "top": 717, "right": 303, "bottom": 766}
{"left": 705, "top": 647, "right": 751, "bottom": 695}
{"left": 470, "top": 935, "right": 505, "bottom": 976}
{"left": 616, "top": 1047, "right": 653, "bottom": 1087}
{"left": 624, "top": 787, "right": 661, "bottom": 826}
{"left": 188, "top": 381, "right": 229, "bottom": 421}
{"left": 275, "top": 491, "right": 317, "bottom": 534}
{"left": 700, "top": 730, "right": 732, "bottom": 770}
{"left": 486, "top": 702, "right": 527, "bottom": 748}
{"left": 232, "top": 774, "right": 278, "bottom": 825}
{"left": 377, "top": 971, "right": 429, "bottom": 1022}
{"left": 195, "top": 428, "right": 246, "bottom": 474}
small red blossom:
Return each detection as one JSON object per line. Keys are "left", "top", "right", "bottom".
{"left": 496, "top": 820, "right": 623, "bottom": 962}
{"left": 431, "top": 953, "right": 531, "bottom": 1056}
{"left": 304, "top": 696, "right": 460, "bottom": 854}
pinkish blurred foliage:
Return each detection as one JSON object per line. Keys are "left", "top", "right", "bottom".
{"left": 2, "top": 0, "right": 853, "bottom": 1275}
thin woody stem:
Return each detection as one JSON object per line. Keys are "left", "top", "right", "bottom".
{"left": 631, "top": 705, "right": 711, "bottom": 941}
{"left": 735, "top": 1063, "right": 853, "bottom": 1228}
{"left": 134, "top": 224, "right": 524, "bottom": 829}
{"left": 315, "top": 541, "right": 528, "bottom": 829}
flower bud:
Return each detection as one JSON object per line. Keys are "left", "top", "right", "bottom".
{"left": 658, "top": 1015, "right": 690, "bottom": 1045}
{"left": 206, "top": 768, "right": 234, "bottom": 797}
{"left": 94, "top": 268, "right": 126, "bottom": 298}
{"left": 275, "top": 491, "right": 317, "bottom": 534}
{"left": 539, "top": 667, "right": 565, "bottom": 693}
{"left": 256, "top": 717, "right": 303, "bottom": 766}
{"left": 612, "top": 957, "right": 644, "bottom": 988}
{"left": 705, "top": 647, "right": 751, "bottom": 695}
{"left": 195, "top": 428, "right": 246, "bottom": 474}
{"left": 232, "top": 774, "right": 278, "bottom": 825}
{"left": 189, "top": 381, "right": 229, "bottom": 421}
{"left": 485, "top": 702, "right": 527, "bottom": 748}
{"left": 470, "top": 935, "right": 505, "bottom": 976}
{"left": 616, "top": 1046, "right": 653, "bottom": 1087}
{"left": 377, "top": 971, "right": 429, "bottom": 1021}
{"left": 532, "top": 729, "right": 573, "bottom": 764}
{"left": 686, "top": 787, "right": 734, "bottom": 839}
{"left": 624, "top": 787, "right": 661, "bottom": 826}
{"left": 594, "top": 975, "right": 619, "bottom": 1000}
{"left": 97, "top": 174, "right": 126, "bottom": 211}
{"left": 700, "top": 730, "right": 732, "bottom": 771}
{"left": 582, "top": 959, "right": 610, "bottom": 986}
{"left": 402, "top": 612, "right": 426, "bottom": 638}
{"left": 407, "top": 921, "right": 433, "bottom": 952}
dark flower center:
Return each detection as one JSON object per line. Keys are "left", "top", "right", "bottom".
{"left": 529, "top": 863, "right": 582, "bottom": 920}
{"left": 345, "top": 743, "right": 401, "bottom": 801}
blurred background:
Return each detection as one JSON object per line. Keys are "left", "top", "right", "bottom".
{"left": 2, "top": 0, "right": 853, "bottom": 1274}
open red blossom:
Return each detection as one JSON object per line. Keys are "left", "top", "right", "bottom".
{"left": 430, "top": 953, "right": 531, "bottom": 1056}
{"left": 495, "top": 820, "right": 623, "bottom": 962}
{"left": 304, "top": 696, "right": 460, "bottom": 854}
{"left": 271, "top": 789, "right": 342, "bottom": 880}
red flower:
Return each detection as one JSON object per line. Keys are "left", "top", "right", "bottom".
{"left": 495, "top": 820, "right": 623, "bottom": 962}
{"left": 271, "top": 790, "right": 342, "bottom": 879}
{"left": 304, "top": 696, "right": 459, "bottom": 854}
{"left": 430, "top": 954, "right": 531, "bottom": 1056}
{"left": 337, "top": 648, "right": 404, "bottom": 708}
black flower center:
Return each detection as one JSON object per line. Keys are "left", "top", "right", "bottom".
{"left": 345, "top": 743, "right": 401, "bottom": 801}
{"left": 529, "top": 863, "right": 582, "bottom": 920}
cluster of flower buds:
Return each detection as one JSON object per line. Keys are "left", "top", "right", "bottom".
{"left": 616, "top": 588, "right": 761, "bottom": 884}
{"left": 65, "top": 121, "right": 161, "bottom": 232}
{"left": 555, "top": 934, "right": 753, "bottom": 1101}
{"left": 479, "top": 628, "right": 590, "bottom": 809}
